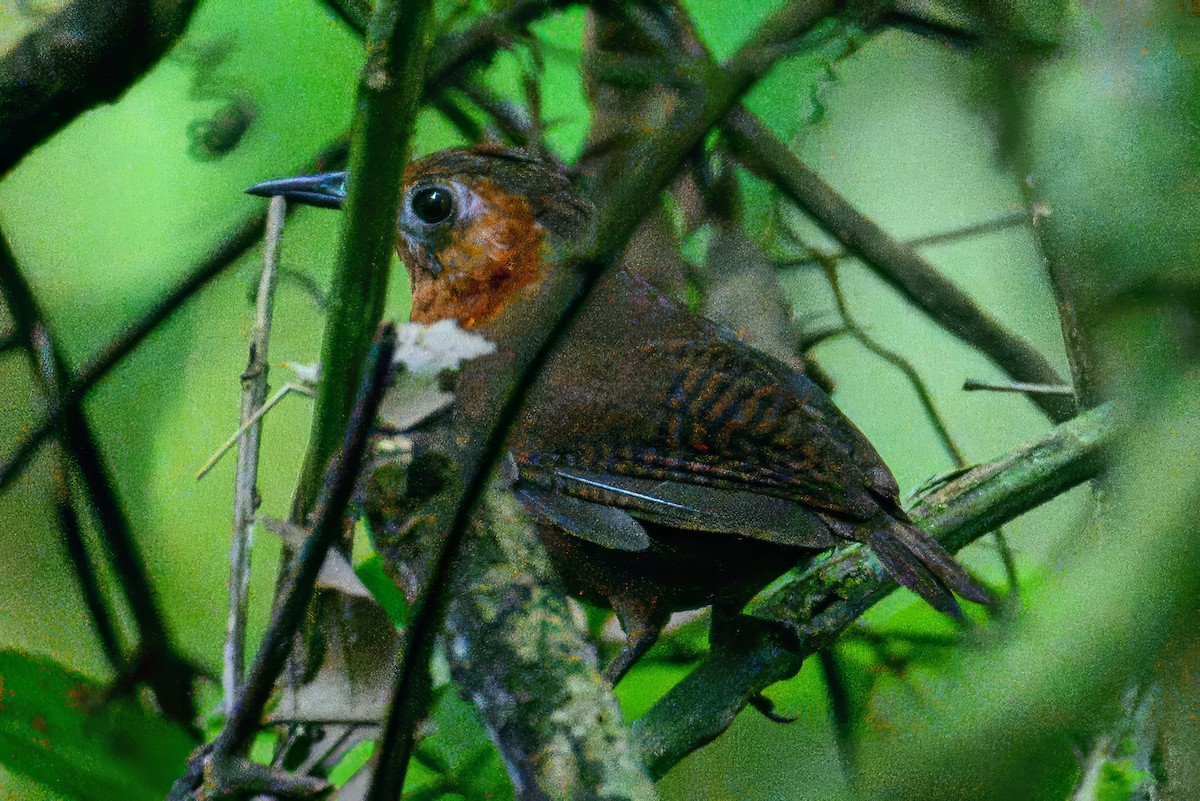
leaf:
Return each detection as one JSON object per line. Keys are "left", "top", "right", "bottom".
{"left": 0, "top": 650, "right": 195, "bottom": 801}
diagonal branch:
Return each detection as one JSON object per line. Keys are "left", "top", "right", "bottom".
{"left": 633, "top": 402, "right": 1118, "bottom": 778}
{"left": 722, "top": 106, "right": 1077, "bottom": 423}
{"left": 0, "top": 227, "right": 194, "bottom": 722}
{"left": 0, "top": 0, "right": 198, "bottom": 175}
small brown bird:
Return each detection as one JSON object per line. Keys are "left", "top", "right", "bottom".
{"left": 249, "top": 147, "right": 986, "bottom": 682}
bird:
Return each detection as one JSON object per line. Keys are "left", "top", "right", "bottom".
{"left": 247, "top": 146, "right": 987, "bottom": 683}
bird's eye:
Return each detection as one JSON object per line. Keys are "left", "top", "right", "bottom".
{"left": 411, "top": 186, "right": 453, "bottom": 224}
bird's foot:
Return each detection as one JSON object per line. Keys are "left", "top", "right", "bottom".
{"left": 748, "top": 692, "right": 799, "bottom": 724}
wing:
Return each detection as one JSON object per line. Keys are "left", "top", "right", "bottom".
{"left": 516, "top": 466, "right": 838, "bottom": 550}
{"left": 510, "top": 271, "right": 900, "bottom": 547}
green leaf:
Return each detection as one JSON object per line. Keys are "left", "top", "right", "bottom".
{"left": 0, "top": 650, "right": 195, "bottom": 801}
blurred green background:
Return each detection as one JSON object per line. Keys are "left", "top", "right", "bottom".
{"left": 1, "top": 0, "right": 1196, "bottom": 799}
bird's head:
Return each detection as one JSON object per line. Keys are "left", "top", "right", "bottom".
{"left": 248, "top": 146, "right": 594, "bottom": 329}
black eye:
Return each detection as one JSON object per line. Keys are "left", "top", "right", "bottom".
{"left": 411, "top": 186, "right": 453, "bottom": 224}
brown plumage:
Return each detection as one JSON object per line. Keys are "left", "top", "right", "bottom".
{"left": 249, "top": 146, "right": 987, "bottom": 683}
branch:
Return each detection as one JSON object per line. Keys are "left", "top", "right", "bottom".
{"left": 444, "top": 490, "right": 657, "bottom": 799}
{"left": 633, "top": 402, "right": 1118, "bottom": 779}
{"left": 223, "top": 195, "right": 285, "bottom": 716}
{"left": 722, "top": 106, "right": 1077, "bottom": 423}
{"left": 963, "top": 378, "right": 1074, "bottom": 395}
{"left": 774, "top": 210, "right": 1031, "bottom": 270}
{"left": 0, "top": 0, "right": 198, "bottom": 175}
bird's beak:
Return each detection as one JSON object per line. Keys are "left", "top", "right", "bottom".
{"left": 245, "top": 171, "right": 347, "bottom": 210}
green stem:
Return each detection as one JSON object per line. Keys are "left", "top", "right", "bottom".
{"left": 294, "top": 0, "right": 436, "bottom": 517}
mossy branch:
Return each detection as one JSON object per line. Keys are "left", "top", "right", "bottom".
{"left": 445, "top": 490, "right": 657, "bottom": 800}
{"left": 633, "top": 402, "right": 1118, "bottom": 779}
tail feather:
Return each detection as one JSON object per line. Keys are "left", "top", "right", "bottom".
{"left": 865, "top": 515, "right": 989, "bottom": 615}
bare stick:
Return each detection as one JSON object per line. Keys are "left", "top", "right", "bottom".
{"left": 223, "top": 195, "right": 286, "bottom": 716}
{"left": 774, "top": 210, "right": 1031, "bottom": 270}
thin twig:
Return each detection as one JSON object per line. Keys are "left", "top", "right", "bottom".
{"left": 881, "top": 2, "right": 981, "bottom": 47}
{"left": 963, "top": 379, "right": 1075, "bottom": 395}
{"left": 774, "top": 210, "right": 1031, "bottom": 270}
{"left": 33, "top": 318, "right": 127, "bottom": 670}
{"left": 226, "top": 332, "right": 394, "bottom": 752}
{"left": 425, "top": 0, "right": 578, "bottom": 89}
{"left": 1069, "top": 733, "right": 1116, "bottom": 801}
{"left": 223, "top": 195, "right": 286, "bottom": 717}
{"left": 821, "top": 259, "right": 966, "bottom": 464}
{"left": 723, "top": 106, "right": 1076, "bottom": 423}
{"left": 1067, "top": 685, "right": 1154, "bottom": 801}
{"left": 196, "top": 384, "right": 313, "bottom": 481}
{"left": 844, "top": 625, "right": 961, "bottom": 650}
